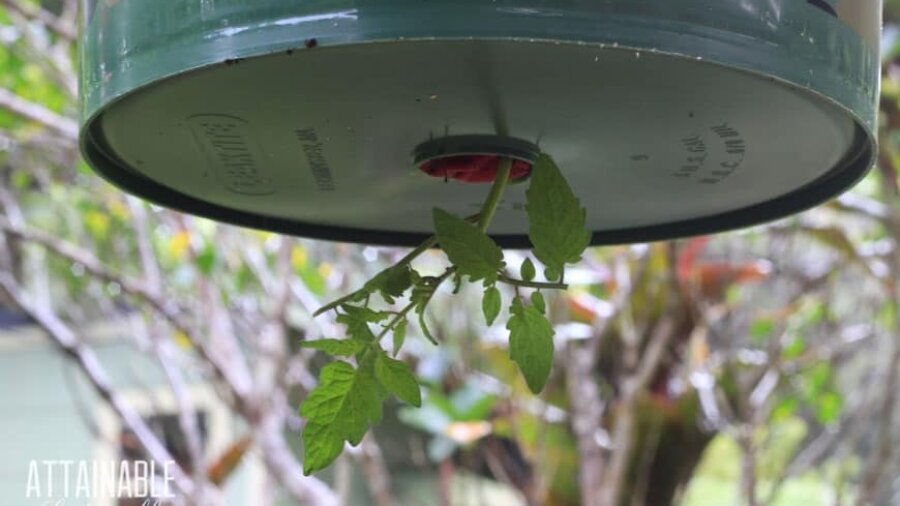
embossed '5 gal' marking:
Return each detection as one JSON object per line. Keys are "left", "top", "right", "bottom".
{"left": 188, "top": 115, "right": 276, "bottom": 196}
{"left": 296, "top": 128, "right": 336, "bottom": 192}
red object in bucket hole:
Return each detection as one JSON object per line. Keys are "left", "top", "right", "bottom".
{"left": 419, "top": 155, "right": 533, "bottom": 183}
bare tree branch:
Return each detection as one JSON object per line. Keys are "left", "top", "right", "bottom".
{"left": 0, "top": 211, "right": 341, "bottom": 504}
{"left": 254, "top": 402, "right": 339, "bottom": 506}
{"left": 350, "top": 434, "right": 397, "bottom": 506}
{"left": 738, "top": 424, "right": 759, "bottom": 506}
{"left": 856, "top": 304, "right": 900, "bottom": 505}
{"left": 0, "top": 273, "right": 196, "bottom": 498}
{"left": 0, "top": 214, "right": 259, "bottom": 411}
{"left": 600, "top": 317, "right": 677, "bottom": 506}
{"left": 129, "top": 199, "right": 210, "bottom": 500}
{"left": 565, "top": 342, "right": 607, "bottom": 506}
{"left": 0, "top": 87, "right": 78, "bottom": 140}
{"left": 0, "top": 0, "right": 77, "bottom": 41}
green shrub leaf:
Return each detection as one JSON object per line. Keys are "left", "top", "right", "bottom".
{"left": 374, "top": 352, "right": 422, "bottom": 407}
{"left": 531, "top": 291, "right": 546, "bottom": 314}
{"left": 392, "top": 319, "right": 408, "bottom": 356}
{"left": 483, "top": 286, "right": 502, "bottom": 326}
{"left": 520, "top": 257, "right": 536, "bottom": 282}
{"left": 300, "top": 339, "right": 367, "bottom": 357}
{"left": 433, "top": 208, "right": 503, "bottom": 283}
{"left": 365, "top": 265, "right": 414, "bottom": 304}
{"left": 301, "top": 360, "right": 383, "bottom": 474}
{"left": 507, "top": 299, "right": 555, "bottom": 393}
{"left": 336, "top": 305, "right": 389, "bottom": 342}
{"left": 526, "top": 154, "right": 590, "bottom": 280}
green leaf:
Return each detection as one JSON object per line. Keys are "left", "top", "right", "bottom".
{"left": 545, "top": 266, "right": 562, "bottom": 283}
{"left": 418, "top": 309, "right": 437, "bottom": 345}
{"left": 771, "top": 397, "right": 799, "bottom": 422}
{"left": 412, "top": 279, "right": 439, "bottom": 345}
{"left": 520, "top": 258, "right": 536, "bottom": 282}
{"left": 782, "top": 336, "right": 806, "bottom": 360}
{"left": 196, "top": 245, "right": 217, "bottom": 276}
{"left": 365, "top": 265, "right": 413, "bottom": 303}
{"left": 301, "top": 360, "right": 383, "bottom": 474}
{"left": 815, "top": 390, "right": 843, "bottom": 425}
{"left": 750, "top": 318, "right": 775, "bottom": 343}
{"left": 507, "top": 299, "right": 555, "bottom": 393}
{"left": 531, "top": 291, "right": 546, "bottom": 314}
{"left": 526, "top": 154, "right": 591, "bottom": 279}
{"left": 433, "top": 208, "right": 504, "bottom": 283}
{"left": 302, "top": 421, "right": 345, "bottom": 475}
{"left": 482, "top": 286, "right": 502, "bottom": 326}
{"left": 336, "top": 305, "right": 388, "bottom": 341}
{"left": 339, "top": 318, "right": 375, "bottom": 341}
{"left": 340, "top": 305, "right": 389, "bottom": 323}
{"left": 806, "top": 363, "right": 832, "bottom": 394}
{"left": 374, "top": 352, "right": 422, "bottom": 407}
{"left": 411, "top": 278, "right": 437, "bottom": 311}
{"left": 392, "top": 319, "right": 408, "bottom": 356}
{"left": 300, "top": 339, "right": 367, "bottom": 357}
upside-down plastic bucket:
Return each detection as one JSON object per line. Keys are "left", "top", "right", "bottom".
{"left": 80, "top": 0, "right": 881, "bottom": 247}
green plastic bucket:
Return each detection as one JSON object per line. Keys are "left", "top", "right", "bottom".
{"left": 80, "top": 1, "right": 881, "bottom": 247}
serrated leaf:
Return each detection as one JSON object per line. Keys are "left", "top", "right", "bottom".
{"left": 483, "top": 286, "right": 502, "bottom": 326}
{"left": 300, "top": 339, "right": 367, "bottom": 357}
{"left": 531, "top": 291, "right": 546, "bottom": 314}
{"left": 336, "top": 305, "right": 388, "bottom": 342}
{"left": 339, "top": 318, "right": 375, "bottom": 342}
{"left": 374, "top": 352, "right": 422, "bottom": 407}
{"left": 526, "top": 154, "right": 591, "bottom": 278}
{"left": 301, "top": 360, "right": 383, "bottom": 474}
{"left": 418, "top": 308, "right": 437, "bottom": 345}
{"left": 411, "top": 279, "right": 436, "bottom": 310}
{"left": 507, "top": 301, "right": 555, "bottom": 393}
{"left": 365, "top": 265, "right": 413, "bottom": 303}
{"left": 341, "top": 305, "right": 389, "bottom": 323}
{"left": 433, "top": 208, "right": 503, "bottom": 283}
{"left": 545, "top": 266, "right": 562, "bottom": 283}
{"left": 392, "top": 320, "right": 408, "bottom": 356}
{"left": 302, "top": 421, "right": 345, "bottom": 476}
{"left": 411, "top": 279, "right": 439, "bottom": 345}
{"left": 520, "top": 258, "right": 536, "bottom": 282}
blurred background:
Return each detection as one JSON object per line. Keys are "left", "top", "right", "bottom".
{"left": 2, "top": 1, "right": 900, "bottom": 505}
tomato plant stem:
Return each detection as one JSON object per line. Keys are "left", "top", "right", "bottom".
{"left": 498, "top": 274, "right": 567, "bottom": 290}
{"left": 316, "top": 163, "right": 512, "bottom": 317}
{"left": 477, "top": 157, "right": 513, "bottom": 232}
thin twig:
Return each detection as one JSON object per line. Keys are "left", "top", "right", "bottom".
{"left": 0, "top": 214, "right": 259, "bottom": 416}
{"left": 0, "top": 273, "right": 196, "bottom": 497}
{"left": 350, "top": 434, "right": 397, "bottom": 506}
{"left": 0, "top": 0, "right": 77, "bottom": 41}
{"left": 0, "top": 87, "right": 78, "bottom": 140}
{"left": 498, "top": 273, "right": 567, "bottom": 290}
{"left": 129, "top": 199, "right": 209, "bottom": 497}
